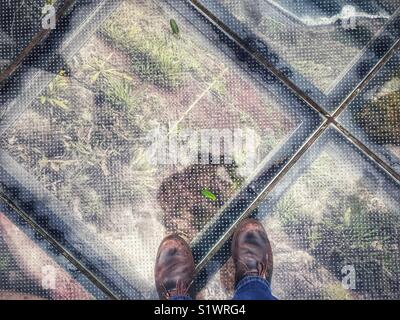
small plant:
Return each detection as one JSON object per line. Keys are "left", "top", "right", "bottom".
{"left": 68, "top": 140, "right": 117, "bottom": 176}
{"left": 84, "top": 55, "right": 133, "bottom": 84}
{"left": 104, "top": 78, "right": 136, "bottom": 112}
{"left": 38, "top": 72, "right": 69, "bottom": 111}
{"left": 210, "top": 76, "right": 228, "bottom": 99}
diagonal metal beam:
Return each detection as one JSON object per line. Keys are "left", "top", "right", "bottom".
{"left": 0, "top": 191, "right": 118, "bottom": 300}
{"left": 0, "top": 0, "right": 77, "bottom": 84}
{"left": 332, "top": 38, "right": 400, "bottom": 119}
{"left": 332, "top": 121, "right": 400, "bottom": 183}
{"left": 186, "top": 0, "right": 330, "bottom": 118}
{"left": 194, "top": 119, "right": 329, "bottom": 273}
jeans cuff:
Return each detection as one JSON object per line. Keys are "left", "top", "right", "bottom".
{"left": 169, "top": 295, "right": 193, "bottom": 300}
{"left": 235, "top": 275, "right": 271, "bottom": 292}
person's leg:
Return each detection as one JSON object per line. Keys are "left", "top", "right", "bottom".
{"left": 231, "top": 219, "right": 277, "bottom": 300}
{"left": 154, "top": 235, "right": 195, "bottom": 300}
{"left": 233, "top": 276, "right": 277, "bottom": 300}
{"left": 169, "top": 295, "right": 193, "bottom": 300}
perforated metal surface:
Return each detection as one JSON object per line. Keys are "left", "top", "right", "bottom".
{"left": 0, "top": 0, "right": 399, "bottom": 300}
{"left": 1, "top": 0, "right": 47, "bottom": 72}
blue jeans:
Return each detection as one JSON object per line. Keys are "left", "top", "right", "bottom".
{"left": 170, "top": 276, "right": 277, "bottom": 300}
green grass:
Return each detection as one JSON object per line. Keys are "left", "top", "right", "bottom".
{"left": 354, "top": 89, "right": 400, "bottom": 146}
{"left": 100, "top": 2, "right": 204, "bottom": 90}
{"left": 38, "top": 72, "right": 70, "bottom": 111}
{"left": 274, "top": 152, "right": 400, "bottom": 298}
{"left": 170, "top": 19, "right": 179, "bottom": 35}
{"left": 104, "top": 78, "right": 137, "bottom": 112}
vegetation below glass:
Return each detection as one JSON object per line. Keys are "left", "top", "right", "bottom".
{"left": 100, "top": 2, "right": 206, "bottom": 90}
{"left": 274, "top": 151, "right": 400, "bottom": 299}
{"left": 1, "top": 0, "right": 293, "bottom": 235}
{"left": 354, "top": 88, "right": 400, "bottom": 146}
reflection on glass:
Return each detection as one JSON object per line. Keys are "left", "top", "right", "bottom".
{"left": 207, "top": 0, "right": 399, "bottom": 93}
{"left": 261, "top": 131, "right": 400, "bottom": 299}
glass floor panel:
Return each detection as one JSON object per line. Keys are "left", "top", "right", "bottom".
{"left": 0, "top": 0, "right": 399, "bottom": 300}
{"left": 200, "top": 127, "right": 400, "bottom": 299}
{"left": 194, "top": 0, "right": 400, "bottom": 109}
{"left": 338, "top": 50, "right": 400, "bottom": 174}
{"left": 0, "top": 0, "right": 321, "bottom": 299}
{"left": 0, "top": 200, "right": 105, "bottom": 300}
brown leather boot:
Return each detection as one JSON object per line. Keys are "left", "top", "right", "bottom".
{"left": 154, "top": 234, "right": 195, "bottom": 299}
{"left": 231, "top": 218, "right": 273, "bottom": 285}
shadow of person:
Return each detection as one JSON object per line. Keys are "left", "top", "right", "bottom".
{"left": 157, "top": 163, "right": 242, "bottom": 242}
